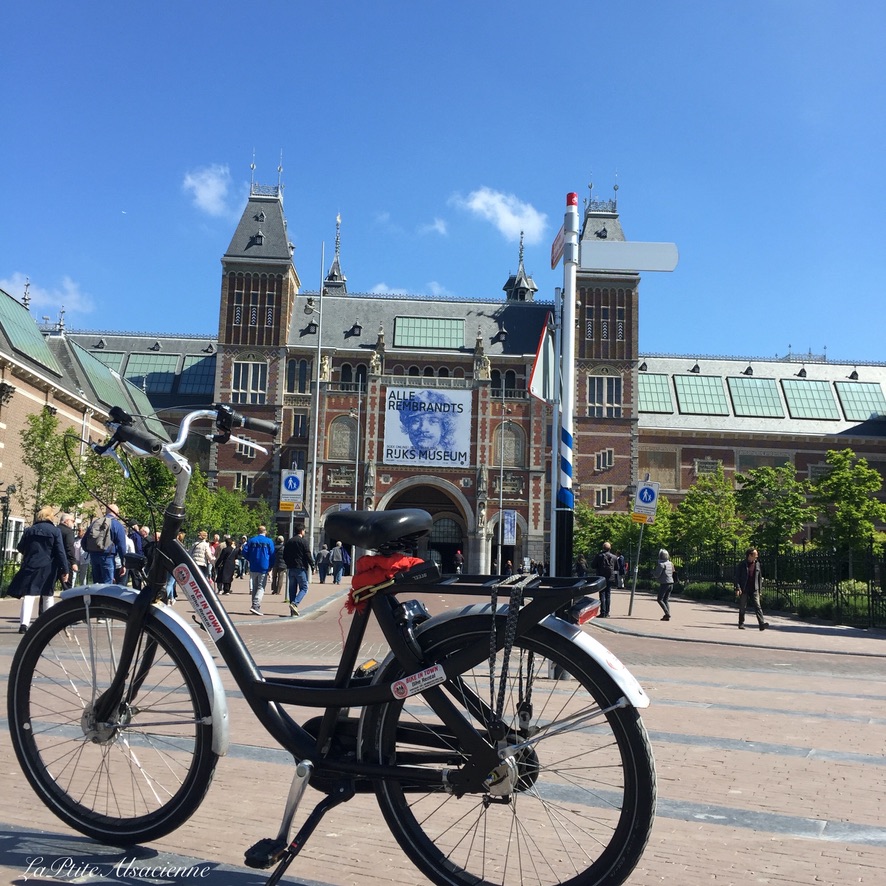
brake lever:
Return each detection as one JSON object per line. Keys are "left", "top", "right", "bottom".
{"left": 90, "top": 439, "right": 131, "bottom": 479}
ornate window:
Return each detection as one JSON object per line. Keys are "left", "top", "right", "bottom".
{"left": 232, "top": 361, "right": 267, "bottom": 405}
{"left": 494, "top": 423, "right": 525, "bottom": 467}
{"left": 328, "top": 416, "right": 358, "bottom": 460}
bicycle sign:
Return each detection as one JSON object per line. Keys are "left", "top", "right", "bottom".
{"left": 633, "top": 480, "right": 660, "bottom": 523}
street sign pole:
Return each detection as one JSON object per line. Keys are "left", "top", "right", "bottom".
{"left": 628, "top": 520, "right": 645, "bottom": 616}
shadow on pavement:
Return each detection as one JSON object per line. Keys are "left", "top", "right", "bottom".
{"left": 0, "top": 826, "right": 327, "bottom": 886}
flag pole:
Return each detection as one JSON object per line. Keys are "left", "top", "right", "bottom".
{"left": 554, "top": 193, "right": 579, "bottom": 577}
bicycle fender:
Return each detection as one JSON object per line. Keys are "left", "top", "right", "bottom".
{"left": 417, "top": 605, "right": 650, "bottom": 710}
{"left": 61, "top": 584, "right": 230, "bottom": 755}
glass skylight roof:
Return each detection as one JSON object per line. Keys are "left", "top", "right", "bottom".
{"left": 394, "top": 317, "right": 464, "bottom": 349}
{"left": 781, "top": 379, "right": 840, "bottom": 420}
{"left": 637, "top": 373, "right": 674, "bottom": 413}
{"left": 72, "top": 342, "right": 129, "bottom": 408}
{"left": 673, "top": 374, "right": 730, "bottom": 415}
{"left": 834, "top": 381, "right": 886, "bottom": 422}
{"left": 0, "top": 292, "right": 63, "bottom": 376}
{"left": 124, "top": 354, "right": 180, "bottom": 394}
{"left": 727, "top": 377, "right": 785, "bottom": 418}
{"left": 179, "top": 355, "right": 217, "bottom": 395}
{"left": 89, "top": 351, "right": 125, "bottom": 372}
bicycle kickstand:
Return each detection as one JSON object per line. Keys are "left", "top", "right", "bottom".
{"left": 245, "top": 759, "right": 355, "bottom": 886}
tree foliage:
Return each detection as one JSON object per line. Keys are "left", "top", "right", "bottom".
{"left": 735, "top": 464, "right": 815, "bottom": 555}
{"left": 670, "top": 464, "right": 745, "bottom": 553}
{"left": 811, "top": 448, "right": 886, "bottom": 556}
{"left": 16, "top": 411, "right": 82, "bottom": 519}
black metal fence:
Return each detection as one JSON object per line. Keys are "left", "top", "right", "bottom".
{"left": 643, "top": 544, "right": 886, "bottom": 629}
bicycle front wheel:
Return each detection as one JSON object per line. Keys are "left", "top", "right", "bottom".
{"left": 7, "top": 595, "right": 220, "bottom": 845}
{"left": 364, "top": 615, "right": 655, "bottom": 886}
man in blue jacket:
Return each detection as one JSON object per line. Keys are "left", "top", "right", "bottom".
{"left": 242, "top": 526, "right": 275, "bottom": 615}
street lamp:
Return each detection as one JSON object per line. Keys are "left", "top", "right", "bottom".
{"left": 306, "top": 256, "right": 325, "bottom": 558}
{"left": 497, "top": 407, "right": 515, "bottom": 577}
{"left": 349, "top": 378, "right": 363, "bottom": 568}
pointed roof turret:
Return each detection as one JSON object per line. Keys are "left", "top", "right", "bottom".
{"left": 223, "top": 181, "right": 294, "bottom": 266}
{"left": 323, "top": 213, "right": 348, "bottom": 294}
{"left": 502, "top": 232, "right": 538, "bottom": 302}
{"left": 580, "top": 181, "right": 626, "bottom": 243}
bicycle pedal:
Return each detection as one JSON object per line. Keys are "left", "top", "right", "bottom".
{"left": 353, "top": 658, "right": 380, "bottom": 679}
{"left": 244, "top": 837, "right": 288, "bottom": 869}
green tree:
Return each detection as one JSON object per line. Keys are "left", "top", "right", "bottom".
{"left": 735, "top": 464, "right": 815, "bottom": 556}
{"left": 16, "top": 411, "right": 81, "bottom": 519}
{"left": 671, "top": 465, "right": 745, "bottom": 554}
{"left": 811, "top": 448, "right": 886, "bottom": 576}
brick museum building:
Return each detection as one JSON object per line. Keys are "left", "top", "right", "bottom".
{"left": 25, "top": 182, "right": 879, "bottom": 573}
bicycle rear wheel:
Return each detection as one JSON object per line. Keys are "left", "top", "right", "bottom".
{"left": 364, "top": 615, "right": 655, "bottom": 886}
{"left": 7, "top": 595, "right": 219, "bottom": 845}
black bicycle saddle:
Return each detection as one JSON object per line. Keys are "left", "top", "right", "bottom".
{"left": 324, "top": 508, "right": 432, "bottom": 550}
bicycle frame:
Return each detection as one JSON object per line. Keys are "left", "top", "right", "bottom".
{"left": 75, "top": 406, "right": 647, "bottom": 799}
{"left": 74, "top": 526, "right": 604, "bottom": 793}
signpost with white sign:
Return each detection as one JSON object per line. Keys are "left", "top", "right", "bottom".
{"left": 628, "top": 478, "right": 660, "bottom": 615}
{"left": 280, "top": 470, "right": 305, "bottom": 533}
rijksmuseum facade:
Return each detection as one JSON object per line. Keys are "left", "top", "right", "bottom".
{"left": 63, "top": 184, "right": 886, "bottom": 574}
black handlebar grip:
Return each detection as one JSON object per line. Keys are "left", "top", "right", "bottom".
{"left": 234, "top": 412, "right": 280, "bottom": 436}
{"left": 115, "top": 424, "right": 164, "bottom": 454}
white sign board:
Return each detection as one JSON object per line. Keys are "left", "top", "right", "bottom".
{"left": 280, "top": 469, "right": 304, "bottom": 504}
{"left": 633, "top": 480, "right": 660, "bottom": 518}
{"left": 580, "top": 241, "right": 678, "bottom": 273}
{"left": 383, "top": 387, "right": 472, "bottom": 467}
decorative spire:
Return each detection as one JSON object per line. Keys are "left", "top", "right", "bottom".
{"left": 518, "top": 231, "right": 525, "bottom": 266}
{"left": 58, "top": 306, "right": 65, "bottom": 332}
{"left": 22, "top": 277, "right": 31, "bottom": 311}
{"left": 324, "top": 213, "right": 348, "bottom": 294}
{"left": 335, "top": 213, "right": 342, "bottom": 259}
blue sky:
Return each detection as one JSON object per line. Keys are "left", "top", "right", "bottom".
{"left": 3, "top": 2, "right": 885, "bottom": 363}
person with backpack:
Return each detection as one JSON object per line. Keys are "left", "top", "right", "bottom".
{"left": 653, "top": 549, "right": 675, "bottom": 621}
{"left": 591, "top": 541, "right": 619, "bottom": 618}
{"left": 242, "top": 526, "right": 275, "bottom": 615}
{"left": 85, "top": 504, "right": 128, "bottom": 585}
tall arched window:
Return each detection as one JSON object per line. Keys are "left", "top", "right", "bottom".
{"left": 491, "top": 369, "right": 503, "bottom": 396}
{"left": 328, "top": 416, "right": 358, "bottom": 460}
{"left": 340, "top": 363, "right": 353, "bottom": 391}
{"left": 494, "top": 422, "right": 525, "bottom": 467}
{"left": 431, "top": 518, "right": 462, "bottom": 543}
{"left": 286, "top": 358, "right": 310, "bottom": 394}
{"left": 438, "top": 366, "right": 450, "bottom": 378}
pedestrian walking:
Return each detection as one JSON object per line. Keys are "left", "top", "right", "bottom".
{"left": 7, "top": 506, "right": 69, "bottom": 633}
{"left": 57, "top": 512, "right": 76, "bottom": 590}
{"left": 283, "top": 523, "right": 315, "bottom": 616}
{"left": 315, "top": 544, "right": 331, "bottom": 583}
{"left": 592, "top": 542, "right": 618, "bottom": 618}
{"left": 213, "top": 536, "right": 237, "bottom": 594}
{"left": 242, "top": 526, "right": 275, "bottom": 614}
{"left": 616, "top": 550, "right": 627, "bottom": 589}
{"left": 85, "top": 504, "right": 128, "bottom": 585}
{"left": 329, "top": 541, "right": 348, "bottom": 585}
{"left": 189, "top": 530, "right": 215, "bottom": 581}
{"left": 653, "top": 549, "right": 675, "bottom": 621}
{"left": 734, "top": 548, "right": 769, "bottom": 631}
{"left": 270, "top": 536, "right": 286, "bottom": 596}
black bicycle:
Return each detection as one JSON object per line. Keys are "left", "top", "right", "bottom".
{"left": 7, "top": 404, "right": 656, "bottom": 886}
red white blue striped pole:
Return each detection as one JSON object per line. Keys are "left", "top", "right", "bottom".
{"left": 555, "top": 192, "right": 579, "bottom": 576}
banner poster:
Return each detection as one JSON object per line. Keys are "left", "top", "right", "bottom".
{"left": 383, "top": 387, "right": 472, "bottom": 467}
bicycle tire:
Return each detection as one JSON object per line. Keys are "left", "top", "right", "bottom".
{"left": 7, "top": 595, "right": 220, "bottom": 845}
{"left": 363, "top": 614, "right": 655, "bottom": 886}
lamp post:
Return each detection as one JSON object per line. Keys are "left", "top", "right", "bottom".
{"left": 306, "top": 247, "right": 325, "bottom": 558}
{"left": 349, "top": 378, "right": 363, "bottom": 568}
{"left": 0, "top": 483, "right": 16, "bottom": 593}
{"left": 497, "top": 399, "right": 515, "bottom": 576}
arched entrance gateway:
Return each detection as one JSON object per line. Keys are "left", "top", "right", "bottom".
{"left": 378, "top": 482, "right": 471, "bottom": 575}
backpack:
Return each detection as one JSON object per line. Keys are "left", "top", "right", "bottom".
{"left": 594, "top": 551, "right": 616, "bottom": 579}
{"left": 85, "top": 515, "right": 113, "bottom": 553}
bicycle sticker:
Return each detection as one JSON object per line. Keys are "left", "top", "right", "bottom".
{"left": 391, "top": 664, "right": 446, "bottom": 699}
{"left": 173, "top": 564, "right": 225, "bottom": 640}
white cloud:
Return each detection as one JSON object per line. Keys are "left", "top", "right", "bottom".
{"left": 182, "top": 164, "right": 233, "bottom": 217}
{"left": 370, "top": 283, "right": 410, "bottom": 295}
{"left": 427, "top": 281, "right": 456, "bottom": 298}
{"left": 419, "top": 218, "right": 448, "bottom": 236}
{"left": 0, "top": 272, "right": 95, "bottom": 319}
{"left": 451, "top": 187, "right": 547, "bottom": 244}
